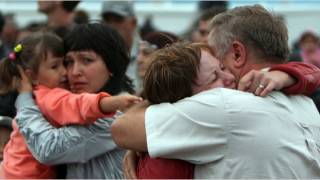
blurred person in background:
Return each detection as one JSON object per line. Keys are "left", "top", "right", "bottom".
{"left": 0, "top": 12, "right": 9, "bottom": 60}
{"left": 299, "top": 30, "right": 320, "bottom": 68}
{"left": 191, "top": 7, "right": 227, "bottom": 43}
{"left": 136, "top": 31, "right": 179, "bottom": 93}
{"left": 74, "top": 9, "right": 89, "bottom": 24}
{"left": 139, "top": 15, "right": 157, "bottom": 40}
{"left": 37, "top": 0, "right": 80, "bottom": 38}
{"left": 101, "top": 0, "right": 140, "bottom": 91}
{"left": 1, "top": 14, "right": 19, "bottom": 50}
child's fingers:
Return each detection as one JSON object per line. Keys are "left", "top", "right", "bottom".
{"left": 126, "top": 95, "right": 143, "bottom": 102}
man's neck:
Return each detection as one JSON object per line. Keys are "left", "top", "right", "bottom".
{"left": 47, "top": 9, "right": 74, "bottom": 28}
{"left": 239, "top": 57, "right": 282, "bottom": 79}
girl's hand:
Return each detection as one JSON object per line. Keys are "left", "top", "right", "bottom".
{"left": 116, "top": 95, "right": 143, "bottom": 112}
{"left": 100, "top": 95, "right": 143, "bottom": 113}
{"left": 238, "top": 69, "right": 296, "bottom": 97}
{"left": 16, "top": 66, "right": 32, "bottom": 93}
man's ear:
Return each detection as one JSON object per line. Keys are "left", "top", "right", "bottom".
{"left": 231, "top": 40, "right": 247, "bottom": 68}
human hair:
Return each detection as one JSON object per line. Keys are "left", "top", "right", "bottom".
{"left": 61, "top": 1, "right": 80, "bottom": 12}
{"left": 63, "top": 23, "right": 134, "bottom": 95}
{"left": 0, "top": 11, "right": 4, "bottom": 33}
{"left": 208, "top": 4, "right": 289, "bottom": 63}
{"left": 299, "top": 31, "right": 319, "bottom": 44}
{"left": 143, "top": 31, "right": 180, "bottom": 49}
{"left": 142, "top": 42, "right": 210, "bottom": 104}
{"left": 199, "top": 6, "right": 227, "bottom": 22}
{"left": 0, "top": 31, "right": 64, "bottom": 94}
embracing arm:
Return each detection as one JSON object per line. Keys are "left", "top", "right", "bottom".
{"left": 238, "top": 62, "right": 320, "bottom": 96}
{"left": 270, "top": 62, "right": 320, "bottom": 95}
{"left": 111, "top": 101, "right": 148, "bottom": 152}
{"left": 15, "top": 92, "right": 118, "bottom": 165}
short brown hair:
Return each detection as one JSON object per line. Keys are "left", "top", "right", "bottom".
{"left": 208, "top": 4, "right": 289, "bottom": 63}
{"left": 142, "top": 42, "right": 210, "bottom": 104}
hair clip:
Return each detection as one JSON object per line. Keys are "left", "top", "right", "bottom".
{"left": 14, "top": 44, "right": 22, "bottom": 53}
{"left": 8, "top": 52, "right": 16, "bottom": 61}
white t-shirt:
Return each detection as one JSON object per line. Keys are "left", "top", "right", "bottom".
{"left": 145, "top": 88, "right": 320, "bottom": 179}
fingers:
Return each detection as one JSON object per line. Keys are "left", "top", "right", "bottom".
{"left": 238, "top": 71, "right": 255, "bottom": 91}
{"left": 260, "top": 81, "right": 276, "bottom": 97}
{"left": 240, "top": 70, "right": 278, "bottom": 97}
{"left": 238, "top": 70, "right": 264, "bottom": 93}
{"left": 247, "top": 71, "right": 264, "bottom": 93}
{"left": 123, "top": 150, "right": 138, "bottom": 179}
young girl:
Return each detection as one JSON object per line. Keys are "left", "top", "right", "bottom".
{"left": 0, "top": 32, "right": 140, "bottom": 179}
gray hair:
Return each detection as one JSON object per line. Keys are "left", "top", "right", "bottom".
{"left": 208, "top": 4, "right": 289, "bottom": 63}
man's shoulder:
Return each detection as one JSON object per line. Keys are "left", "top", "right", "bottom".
{"left": 192, "top": 88, "right": 254, "bottom": 100}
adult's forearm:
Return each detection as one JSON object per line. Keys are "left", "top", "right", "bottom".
{"left": 111, "top": 101, "right": 148, "bottom": 152}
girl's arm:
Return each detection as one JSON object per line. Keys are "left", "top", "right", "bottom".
{"left": 35, "top": 86, "right": 141, "bottom": 126}
{"left": 14, "top": 92, "right": 119, "bottom": 165}
{"left": 34, "top": 86, "right": 114, "bottom": 126}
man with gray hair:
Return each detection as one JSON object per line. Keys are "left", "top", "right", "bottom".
{"left": 112, "top": 5, "right": 320, "bottom": 178}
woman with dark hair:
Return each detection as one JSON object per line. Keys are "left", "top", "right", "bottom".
{"left": 10, "top": 23, "right": 134, "bottom": 178}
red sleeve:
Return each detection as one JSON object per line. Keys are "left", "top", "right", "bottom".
{"left": 137, "top": 153, "right": 194, "bottom": 179}
{"left": 270, "top": 62, "right": 320, "bottom": 96}
{"left": 34, "top": 85, "right": 114, "bottom": 126}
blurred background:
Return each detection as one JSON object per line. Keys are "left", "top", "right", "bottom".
{"left": 1, "top": 0, "right": 320, "bottom": 46}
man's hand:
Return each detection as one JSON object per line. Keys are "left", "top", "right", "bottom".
{"left": 238, "top": 69, "right": 296, "bottom": 97}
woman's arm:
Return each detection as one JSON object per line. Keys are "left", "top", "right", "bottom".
{"left": 270, "top": 62, "right": 320, "bottom": 95}
{"left": 238, "top": 62, "right": 320, "bottom": 96}
{"left": 15, "top": 92, "right": 119, "bottom": 165}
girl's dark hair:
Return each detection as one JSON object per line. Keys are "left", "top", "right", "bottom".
{"left": 0, "top": 31, "right": 64, "bottom": 94}
{"left": 63, "top": 23, "right": 134, "bottom": 95}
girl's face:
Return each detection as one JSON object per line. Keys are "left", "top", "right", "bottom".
{"left": 192, "top": 50, "right": 236, "bottom": 94}
{"left": 35, "top": 52, "right": 67, "bottom": 89}
{"left": 65, "top": 50, "right": 111, "bottom": 93}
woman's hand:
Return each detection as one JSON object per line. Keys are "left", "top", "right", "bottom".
{"left": 238, "top": 69, "right": 296, "bottom": 97}
{"left": 16, "top": 66, "right": 32, "bottom": 93}
{"left": 123, "top": 150, "right": 139, "bottom": 179}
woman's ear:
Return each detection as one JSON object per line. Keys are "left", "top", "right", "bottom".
{"left": 231, "top": 41, "right": 247, "bottom": 68}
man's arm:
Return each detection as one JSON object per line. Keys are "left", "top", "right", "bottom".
{"left": 111, "top": 101, "right": 148, "bottom": 152}
{"left": 112, "top": 90, "right": 227, "bottom": 164}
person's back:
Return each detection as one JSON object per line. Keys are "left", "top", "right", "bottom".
{"left": 190, "top": 88, "right": 320, "bottom": 178}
